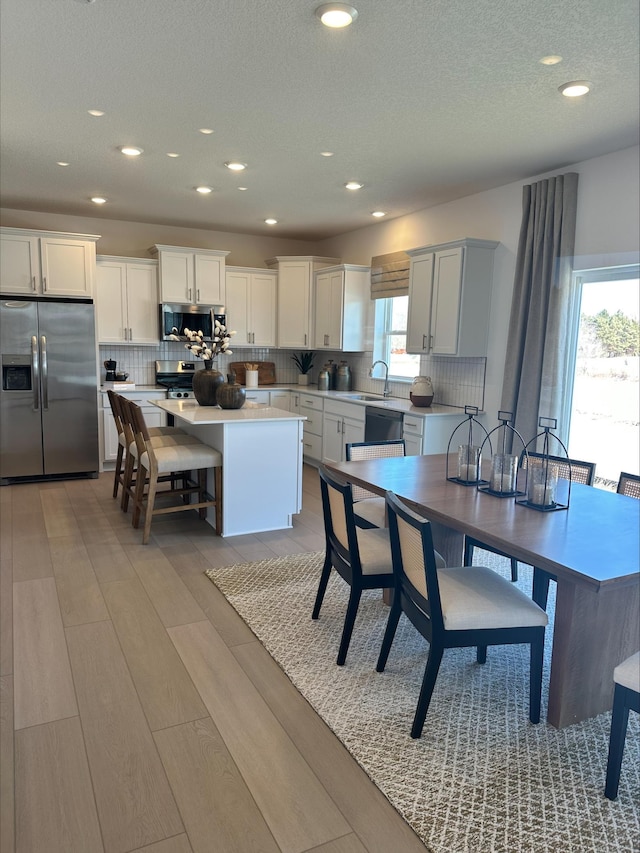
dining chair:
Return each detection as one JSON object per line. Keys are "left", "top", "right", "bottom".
{"left": 617, "top": 471, "right": 640, "bottom": 499}
{"left": 127, "top": 401, "right": 223, "bottom": 544}
{"left": 464, "top": 452, "right": 596, "bottom": 587}
{"left": 313, "top": 464, "right": 395, "bottom": 666}
{"left": 345, "top": 439, "right": 406, "bottom": 529}
{"left": 377, "top": 490, "right": 548, "bottom": 739}
{"left": 605, "top": 651, "right": 640, "bottom": 800}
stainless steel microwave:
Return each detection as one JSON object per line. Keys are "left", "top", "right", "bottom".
{"left": 160, "top": 303, "right": 225, "bottom": 342}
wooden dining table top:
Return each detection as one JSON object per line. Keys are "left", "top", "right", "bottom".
{"left": 327, "top": 454, "right": 640, "bottom": 590}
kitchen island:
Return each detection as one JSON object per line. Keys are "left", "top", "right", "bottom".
{"left": 152, "top": 399, "right": 305, "bottom": 537}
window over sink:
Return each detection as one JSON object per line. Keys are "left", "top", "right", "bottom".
{"left": 373, "top": 295, "right": 420, "bottom": 379}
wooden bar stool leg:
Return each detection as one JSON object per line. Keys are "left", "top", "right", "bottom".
{"left": 142, "top": 459, "right": 159, "bottom": 545}
{"left": 214, "top": 467, "right": 223, "bottom": 535}
{"left": 198, "top": 469, "right": 208, "bottom": 520}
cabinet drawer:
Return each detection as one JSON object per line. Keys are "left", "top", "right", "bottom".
{"left": 324, "top": 399, "right": 365, "bottom": 421}
{"left": 298, "top": 393, "right": 324, "bottom": 411}
{"left": 301, "top": 407, "right": 323, "bottom": 436}
{"left": 245, "top": 390, "right": 271, "bottom": 404}
{"left": 302, "top": 432, "right": 322, "bottom": 460}
{"left": 403, "top": 415, "right": 424, "bottom": 436}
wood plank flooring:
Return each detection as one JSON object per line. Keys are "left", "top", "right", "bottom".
{"left": 0, "top": 466, "right": 428, "bottom": 853}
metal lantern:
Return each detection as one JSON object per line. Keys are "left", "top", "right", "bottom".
{"left": 478, "top": 411, "right": 527, "bottom": 498}
{"left": 446, "top": 405, "right": 492, "bottom": 486}
{"left": 516, "top": 417, "right": 571, "bottom": 512}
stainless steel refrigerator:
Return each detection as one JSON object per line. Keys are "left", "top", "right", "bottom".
{"left": 1, "top": 296, "right": 99, "bottom": 483}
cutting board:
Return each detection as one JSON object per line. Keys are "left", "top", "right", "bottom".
{"left": 229, "top": 361, "right": 276, "bottom": 385}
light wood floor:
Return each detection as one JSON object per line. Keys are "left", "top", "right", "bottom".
{"left": 0, "top": 465, "right": 428, "bottom": 853}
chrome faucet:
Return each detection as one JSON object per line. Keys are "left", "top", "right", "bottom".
{"left": 370, "top": 360, "right": 390, "bottom": 397}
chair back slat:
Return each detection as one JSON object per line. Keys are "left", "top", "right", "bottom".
{"left": 522, "top": 451, "right": 595, "bottom": 485}
{"left": 617, "top": 471, "right": 640, "bottom": 498}
{"left": 346, "top": 440, "right": 405, "bottom": 502}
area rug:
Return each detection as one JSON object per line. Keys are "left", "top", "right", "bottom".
{"left": 205, "top": 553, "right": 639, "bottom": 853}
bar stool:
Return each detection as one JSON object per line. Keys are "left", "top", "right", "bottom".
{"left": 128, "top": 401, "right": 223, "bottom": 544}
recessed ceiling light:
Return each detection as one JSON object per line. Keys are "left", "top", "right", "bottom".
{"left": 320, "top": 151, "right": 334, "bottom": 157}
{"left": 558, "top": 81, "right": 591, "bottom": 97}
{"left": 195, "top": 186, "right": 213, "bottom": 194}
{"left": 315, "top": 4, "right": 358, "bottom": 28}
{"left": 371, "top": 211, "right": 386, "bottom": 218}
{"left": 225, "top": 161, "right": 247, "bottom": 171}
{"left": 265, "top": 218, "right": 278, "bottom": 225}
{"left": 540, "top": 55, "right": 562, "bottom": 65}
{"left": 119, "top": 145, "right": 143, "bottom": 156}
{"left": 90, "top": 196, "right": 107, "bottom": 204}
{"left": 238, "top": 186, "right": 248, "bottom": 191}
{"left": 57, "top": 161, "right": 70, "bottom": 167}
{"left": 166, "top": 152, "right": 180, "bottom": 158}
{"left": 345, "top": 181, "right": 363, "bottom": 190}
{"left": 199, "top": 128, "right": 214, "bottom": 135}
{"left": 87, "top": 109, "right": 104, "bottom": 116}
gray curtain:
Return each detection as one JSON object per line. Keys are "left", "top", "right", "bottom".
{"left": 501, "top": 173, "right": 579, "bottom": 446}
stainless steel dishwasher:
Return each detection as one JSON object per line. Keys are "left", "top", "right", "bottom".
{"left": 364, "top": 406, "right": 403, "bottom": 442}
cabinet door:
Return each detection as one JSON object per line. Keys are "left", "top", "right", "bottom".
{"left": 341, "top": 416, "right": 365, "bottom": 458}
{"left": 225, "top": 271, "right": 250, "bottom": 345}
{"left": 277, "top": 262, "right": 312, "bottom": 348}
{"left": 195, "top": 254, "right": 225, "bottom": 304}
{"left": 270, "top": 391, "right": 290, "bottom": 411}
{"left": 159, "top": 251, "right": 193, "bottom": 302}
{"left": 40, "top": 237, "right": 95, "bottom": 297}
{"left": 0, "top": 233, "right": 40, "bottom": 294}
{"left": 102, "top": 409, "right": 120, "bottom": 462}
{"left": 322, "top": 411, "right": 343, "bottom": 464}
{"left": 314, "top": 270, "right": 343, "bottom": 349}
{"left": 407, "top": 252, "right": 434, "bottom": 353}
{"left": 96, "top": 262, "right": 127, "bottom": 343}
{"left": 249, "top": 273, "right": 276, "bottom": 346}
{"left": 403, "top": 432, "right": 423, "bottom": 456}
{"left": 431, "top": 247, "right": 463, "bottom": 355}
{"left": 126, "top": 264, "right": 158, "bottom": 344}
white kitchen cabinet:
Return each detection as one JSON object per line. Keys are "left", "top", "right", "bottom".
{"left": 100, "top": 389, "right": 167, "bottom": 466}
{"left": 96, "top": 256, "right": 158, "bottom": 344}
{"left": 403, "top": 413, "right": 425, "bottom": 455}
{"left": 314, "top": 264, "right": 371, "bottom": 351}
{"left": 225, "top": 267, "right": 276, "bottom": 346}
{"left": 1, "top": 227, "right": 99, "bottom": 297}
{"left": 322, "top": 399, "right": 366, "bottom": 464}
{"left": 244, "top": 389, "right": 271, "bottom": 405}
{"left": 151, "top": 245, "right": 229, "bottom": 305}
{"left": 406, "top": 238, "right": 498, "bottom": 356}
{"left": 266, "top": 255, "right": 340, "bottom": 349}
{"left": 298, "top": 392, "right": 324, "bottom": 462}
{"left": 270, "top": 390, "right": 291, "bottom": 411}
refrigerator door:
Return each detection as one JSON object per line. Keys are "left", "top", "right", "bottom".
{"left": 0, "top": 300, "right": 44, "bottom": 478}
{"left": 38, "top": 300, "right": 99, "bottom": 475}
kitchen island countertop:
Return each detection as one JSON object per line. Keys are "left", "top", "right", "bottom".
{"left": 150, "top": 398, "right": 305, "bottom": 424}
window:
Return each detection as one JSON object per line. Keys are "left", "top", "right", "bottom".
{"left": 565, "top": 265, "right": 639, "bottom": 487}
{"left": 373, "top": 295, "right": 420, "bottom": 379}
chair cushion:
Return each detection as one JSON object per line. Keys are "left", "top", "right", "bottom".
{"left": 148, "top": 426, "right": 186, "bottom": 437}
{"left": 129, "top": 433, "right": 202, "bottom": 458}
{"left": 404, "top": 564, "right": 548, "bottom": 630}
{"left": 140, "top": 441, "right": 222, "bottom": 474}
{"left": 614, "top": 651, "right": 640, "bottom": 693}
{"left": 354, "top": 496, "right": 386, "bottom": 528}
{"left": 355, "top": 527, "right": 393, "bottom": 576}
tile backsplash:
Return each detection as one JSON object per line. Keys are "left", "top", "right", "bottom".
{"left": 99, "top": 344, "right": 486, "bottom": 409}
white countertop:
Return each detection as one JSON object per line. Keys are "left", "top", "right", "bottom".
{"left": 151, "top": 398, "right": 306, "bottom": 425}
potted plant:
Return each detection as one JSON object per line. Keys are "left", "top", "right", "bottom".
{"left": 291, "top": 351, "right": 315, "bottom": 385}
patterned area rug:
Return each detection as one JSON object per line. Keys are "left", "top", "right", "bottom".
{"left": 205, "top": 552, "right": 640, "bottom": 853}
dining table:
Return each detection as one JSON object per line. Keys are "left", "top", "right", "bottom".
{"left": 326, "top": 453, "right": 640, "bottom": 729}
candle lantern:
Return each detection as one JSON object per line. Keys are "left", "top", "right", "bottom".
{"left": 478, "top": 411, "right": 527, "bottom": 498}
{"left": 516, "top": 417, "right": 571, "bottom": 512}
{"left": 446, "top": 405, "right": 491, "bottom": 486}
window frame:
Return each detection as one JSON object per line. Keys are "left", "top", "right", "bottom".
{"left": 373, "top": 295, "right": 420, "bottom": 381}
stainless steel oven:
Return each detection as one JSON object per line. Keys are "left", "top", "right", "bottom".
{"left": 160, "top": 304, "right": 225, "bottom": 342}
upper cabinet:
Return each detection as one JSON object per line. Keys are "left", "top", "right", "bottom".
{"left": 266, "top": 256, "right": 340, "bottom": 349}
{"left": 225, "top": 267, "right": 277, "bottom": 347}
{"left": 96, "top": 256, "right": 159, "bottom": 345}
{"left": 314, "top": 264, "right": 371, "bottom": 351}
{"left": 151, "top": 245, "right": 229, "bottom": 305}
{"left": 406, "top": 238, "right": 498, "bottom": 357}
{"left": 1, "top": 227, "right": 99, "bottom": 298}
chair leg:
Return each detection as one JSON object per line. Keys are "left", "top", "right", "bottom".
{"left": 476, "top": 645, "right": 487, "bottom": 664}
{"left": 411, "top": 644, "right": 444, "bottom": 739}
{"left": 312, "top": 551, "right": 332, "bottom": 620}
{"left": 142, "top": 466, "right": 158, "bottom": 545}
{"left": 605, "top": 684, "right": 631, "bottom": 800}
{"left": 510, "top": 558, "right": 518, "bottom": 582}
{"left": 376, "top": 597, "right": 402, "bottom": 672}
{"left": 336, "top": 586, "right": 362, "bottom": 666}
{"left": 213, "top": 466, "right": 223, "bottom": 534}
{"left": 532, "top": 567, "right": 552, "bottom": 610}
{"left": 113, "top": 444, "right": 124, "bottom": 498}
{"left": 131, "top": 461, "right": 146, "bottom": 528}
{"left": 529, "top": 632, "right": 545, "bottom": 724}
{"left": 198, "top": 469, "right": 208, "bottom": 520}
{"left": 463, "top": 537, "right": 473, "bottom": 566}
{"left": 121, "top": 452, "right": 136, "bottom": 512}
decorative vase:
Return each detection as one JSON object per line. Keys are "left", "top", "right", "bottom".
{"left": 216, "top": 381, "right": 246, "bottom": 410}
{"left": 192, "top": 361, "right": 224, "bottom": 406}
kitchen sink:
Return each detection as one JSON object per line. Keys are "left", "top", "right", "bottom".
{"left": 347, "top": 394, "right": 386, "bottom": 401}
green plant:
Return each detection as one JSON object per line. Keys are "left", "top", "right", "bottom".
{"left": 291, "top": 351, "right": 315, "bottom": 374}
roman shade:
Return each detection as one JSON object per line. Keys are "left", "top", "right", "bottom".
{"left": 370, "top": 250, "right": 410, "bottom": 299}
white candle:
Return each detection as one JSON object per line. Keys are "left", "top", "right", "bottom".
{"left": 531, "top": 483, "right": 554, "bottom": 505}
{"left": 502, "top": 473, "right": 514, "bottom": 492}
{"left": 459, "top": 463, "right": 477, "bottom": 481}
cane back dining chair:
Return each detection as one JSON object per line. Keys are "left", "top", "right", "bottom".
{"left": 464, "top": 451, "right": 596, "bottom": 589}
{"left": 313, "top": 464, "right": 395, "bottom": 666}
{"left": 345, "top": 439, "right": 406, "bottom": 529}
{"left": 605, "top": 651, "right": 640, "bottom": 800}
{"left": 378, "top": 490, "right": 548, "bottom": 739}
{"left": 617, "top": 471, "right": 640, "bottom": 499}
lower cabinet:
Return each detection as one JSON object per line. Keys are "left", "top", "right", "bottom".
{"left": 269, "top": 390, "right": 291, "bottom": 410}
{"left": 299, "top": 393, "right": 324, "bottom": 462}
{"left": 403, "top": 414, "right": 424, "bottom": 455}
{"left": 322, "top": 399, "right": 365, "bottom": 464}
{"left": 100, "top": 390, "right": 167, "bottom": 467}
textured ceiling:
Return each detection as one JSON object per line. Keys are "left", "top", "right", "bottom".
{"left": 1, "top": 0, "right": 638, "bottom": 240}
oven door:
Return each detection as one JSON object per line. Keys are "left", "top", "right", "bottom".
{"left": 160, "top": 304, "right": 225, "bottom": 341}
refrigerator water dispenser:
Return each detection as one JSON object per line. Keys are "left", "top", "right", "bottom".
{"left": 2, "top": 356, "right": 31, "bottom": 391}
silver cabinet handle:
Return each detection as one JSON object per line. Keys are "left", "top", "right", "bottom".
{"left": 422, "top": 334, "right": 428, "bottom": 350}
{"left": 129, "top": 327, "right": 133, "bottom": 340}
{"left": 31, "top": 336, "right": 39, "bottom": 410}
{"left": 32, "top": 276, "right": 37, "bottom": 292}
{"left": 429, "top": 334, "right": 434, "bottom": 350}
{"left": 42, "top": 276, "right": 48, "bottom": 292}
{"left": 41, "top": 335, "right": 48, "bottom": 410}
{"left": 304, "top": 333, "right": 307, "bottom": 346}
{"left": 187, "top": 287, "right": 192, "bottom": 302}
{"left": 197, "top": 289, "right": 200, "bottom": 302}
